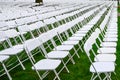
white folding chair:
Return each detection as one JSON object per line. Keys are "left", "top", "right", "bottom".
{"left": 35, "top": 21, "right": 47, "bottom": 32}
{"left": 38, "top": 28, "right": 75, "bottom": 64}
{"left": 84, "top": 32, "right": 115, "bottom": 80}
{"left": 18, "top": 25, "right": 35, "bottom": 41}
{"left": 24, "top": 38, "right": 62, "bottom": 80}
{"left": 0, "top": 55, "right": 11, "bottom": 80}
{"left": 4, "top": 29, "right": 23, "bottom": 44}
{"left": 90, "top": 29, "right": 116, "bottom": 62}
{"left": 0, "top": 30, "right": 25, "bottom": 70}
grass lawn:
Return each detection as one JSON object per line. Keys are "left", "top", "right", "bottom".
{"left": 0, "top": 5, "right": 120, "bottom": 80}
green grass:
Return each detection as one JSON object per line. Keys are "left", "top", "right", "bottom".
{"left": 0, "top": 6, "right": 120, "bottom": 80}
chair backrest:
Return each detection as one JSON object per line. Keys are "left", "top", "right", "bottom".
{"left": 35, "top": 21, "right": 46, "bottom": 28}
{"left": 95, "top": 28, "right": 101, "bottom": 35}
{"left": 55, "top": 15, "right": 65, "bottom": 20}
{"left": 6, "top": 21, "right": 16, "bottom": 26}
{"left": 0, "top": 31, "right": 7, "bottom": 41}
{"left": 99, "top": 21, "right": 106, "bottom": 31}
{"left": 0, "top": 21, "right": 7, "bottom": 28}
{"left": 38, "top": 28, "right": 58, "bottom": 43}
{"left": 18, "top": 25, "right": 30, "bottom": 32}
{"left": 28, "top": 23, "right": 38, "bottom": 30}
{"left": 57, "top": 24, "right": 70, "bottom": 34}
{"left": 84, "top": 31, "right": 98, "bottom": 56}
{"left": 15, "top": 18, "right": 25, "bottom": 25}
{"left": 44, "top": 17, "right": 57, "bottom": 24}
{"left": 5, "top": 29, "right": 19, "bottom": 38}
{"left": 84, "top": 38, "right": 93, "bottom": 56}
{"left": 24, "top": 38, "right": 41, "bottom": 52}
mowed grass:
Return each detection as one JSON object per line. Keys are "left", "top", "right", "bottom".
{"left": 0, "top": 5, "right": 120, "bottom": 80}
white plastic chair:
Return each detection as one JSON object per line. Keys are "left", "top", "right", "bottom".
{"left": 18, "top": 25, "right": 35, "bottom": 41}
{"left": 0, "top": 55, "right": 12, "bottom": 80}
{"left": 0, "top": 30, "right": 25, "bottom": 70}
{"left": 5, "top": 29, "right": 23, "bottom": 44}
{"left": 84, "top": 32, "right": 115, "bottom": 80}
{"left": 24, "top": 38, "right": 62, "bottom": 80}
{"left": 38, "top": 28, "right": 75, "bottom": 64}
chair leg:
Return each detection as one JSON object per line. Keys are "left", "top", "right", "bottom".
{"left": 68, "top": 54, "right": 75, "bottom": 64}
{"left": 29, "top": 52, "right": 36, "bottom": 63}
{"left": 113, "top": 72, "right": 116, "bottom": 75}
{"left": 18, "top": 36, "right": 24, "bottom": 44}
{"left": 54, "top": 70, "right": 60, "bottom": 80}
{"left": 73, "top": 47, "right": 80, "bottom": 58}
{"left": 37, "top": 29, "right": 41, "bottom": 35}
{"left": 21, "top": 34, "right": 26, "bottom": 42}
{"left": 16, "top": 55, "right": 25, "bottom": 70}
{"left": 108, "top": 73, "right": 112, "bottom": 80}
{"left": 1, "top": 62, "right": 12, "bottom": 80}
{"left": 92, "top": 73, "right": 102, "bottom": 80}
{"left": 97, "top": 73, "right": 102, "bottom": 80}
{"left": 104, "top": 73, "right": 110, "bottom": 80}
{"left": 30, "top": 31, "right": 35, "bottom": 38}
{"left": 91, "top": 73, "right": 94, "bottom": 80}
{"left": 14, "top": 38, "right": 18, "bottom": 45}
{"left": 78, "top": 43, "right": 83, "bottom": 52}
{"left": 61, "top": 60, "right": 69, "bottom": 73}
{"left": 2, "top": 42, "right": 7, "bottom": 49}
{"left": 35, "top": 69, "right": 43, "bottom": 80}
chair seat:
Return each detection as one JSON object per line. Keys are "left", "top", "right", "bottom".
{"left": 63, "top": 41, "right": 79, "bottom": 45}
{"left": 12, "top": 44, "right": 23, "bottom": 49}
{"left": 47, "top": 51, "right": 69, "bottom": 59}
{"left": 97, "top": 48, "right": 116, "bottom": 54}
{"left": 109, "top": 27, "right": 117, "bottom": 29}
{"left": 73, "top": 33, "right": 86, "bottom": 37}
{"left": 20, "top": 32, "right": 27, "bottom": 35}
{"left": 105, "top": 35, "right": 117, "bottom": 38}
{"left": 87, "top": 20, "right": 97, "bottom": 25}
{"left": 76, "top": 31, "right": 88, "bottom": 34}
{"left": 94, "top": 54, "right": 116, "bottom": 62}
{"left": 32, "top": 59, "right": 61, "bottom": 70}
{"left": 106, "top": 32, "right": 117, "bottom": 35}
{"left": 107, "top": 29, "right": 117, "bottom": 31}
{"left": 6, "top": 33, "right": 20, "bottom": 38}
{"left": 0, "top": 48, "right": 23, "bottom": 55}
{"left": 29, "top": 26, "right": 39, "bottom": 31}
{"left": 80, "top": 26, "right": 91, "bottom": 30}
{"left": 0, "top": 38, "right": 6, "bottom": 42}
{"left": 90, "top": 62, "right": 115, "bottom": 73}
{"left": 0, "top": 56, "right": 10, "bottom": 62}
{"left": 55, "top": 45, "right": 73, "bottom": 51}
{"left": 103, "top": 38, "right": 118, "bottom": 42}
{"left": 101, "top": 42, "right": 117, "bottom": 47}
{"left": 69, "top": 37, "right": 83, "bottom": 41}
{"left": 107, "top": 28, "right": 118, "bottom": 31}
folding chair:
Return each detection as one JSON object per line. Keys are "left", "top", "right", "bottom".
{"left": 0, "top": 55, "right": 12, "bottom": 80}
{"left": 18, "top": 25, "right": 36, "bottom": 41}
{"left": 38, "top": 28, "right": 75, "bottom": 64}
{"left": 24, "top": 38, "right": 62, "bottom": 80}
{"left": 84, "top": 31, "right": 115, "bottom": 80}
{"left": 91, "top": 29, "right": 116, "bottom": 62}
{"left": 0, "top": 31, "right": 8, "bottom": 49}
{"left": 28, "top": 23, "right": 41, "bottom": 36}
{"left": 5, "top": 29, "right": 23, "bottom": 44}
{"left": 15, "top": 18, "right": 26, "bottom": 26}
{"left": 44, "top": 17, "right": 58, "bottom": 29}
{"left": 35, "top": 21, "right": 47, "bottom": 32}
{"left": 6, "top": 20, "right": 17, "bottom": 29}
{"left": 0, "top": 30, "right": 25, "bottom": 70}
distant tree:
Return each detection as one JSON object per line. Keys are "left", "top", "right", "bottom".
{"left": 35, "top": 0, "right": 43, "bottom": 3}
